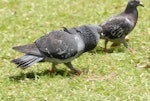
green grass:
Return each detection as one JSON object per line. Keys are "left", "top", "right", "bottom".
{"left": 0, "top": 0, "right": 150, "bottom": 101}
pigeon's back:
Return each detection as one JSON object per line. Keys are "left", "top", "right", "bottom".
{"left": 35, "top": 30, "right": 84, "bottom": 60}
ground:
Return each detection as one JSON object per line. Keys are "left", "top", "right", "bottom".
{"left": 0, "top": 0, "right": 150, "bottom": 101}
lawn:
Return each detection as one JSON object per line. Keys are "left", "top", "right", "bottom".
{"left": 0, "top": 0, "right": 150, "bottom": 101}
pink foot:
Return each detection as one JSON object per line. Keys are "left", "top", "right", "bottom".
{"left": 103, "top": 48, "right": 107, "bottom": 52}
{"left": 49, "top": 68, "right": 56, "bottom": 74}
{"left": 69, "top": 70, "right": 82, "bottom": 78}
{"left": 75, "top": 70, "right": 82, "bottom": 75}
{"left": 128, "top": 47, "right": 138, "bottom": 53}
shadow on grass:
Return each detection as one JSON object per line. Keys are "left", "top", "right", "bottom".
{"left": 89, "top": 47, "right": 125, "bottom": 54}
{"left": 89, "top": 49, "right": 113, "bottom": 54}
{"left": 9, "top": 68, "right": 89, "bottom": 81}
{"left": 9, "top": 69, "right": 71, "bottom": 81}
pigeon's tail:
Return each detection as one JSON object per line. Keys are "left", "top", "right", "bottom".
{"left": 11, "top": 55, "right": 44, "bottom": 69}
{"left": 12, "top": 44, "right": 42, "bottom": 56}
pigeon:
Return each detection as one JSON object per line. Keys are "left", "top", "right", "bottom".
{"left": 11, "top": 25, "right": 103, "bottom": 75}
{"left": 99, "top": 0, "right": 144, "bottom": 52}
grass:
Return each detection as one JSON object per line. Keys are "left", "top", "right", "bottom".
{"left": 0, "top": 0, "right": 150, "bottom": 100}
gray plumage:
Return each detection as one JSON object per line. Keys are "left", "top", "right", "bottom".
{"left": 11, "top": 25, "right": 102, "bottom": 74}
{"left": 99, "top": 0, "right": 144, "bottom": 52}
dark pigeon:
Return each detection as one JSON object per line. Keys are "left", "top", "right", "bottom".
{"left": 11, "top": 25, "right": 102, "bottom": 74}
{"left": 99, "top": 0, "right": 144, "bottom": 52}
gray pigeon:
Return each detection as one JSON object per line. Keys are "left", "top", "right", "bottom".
{"left": 11, "top": 25, "right": 102, "bottom": 74}
{"left": 99, "top": 0, "right": 144, "bottom": 52}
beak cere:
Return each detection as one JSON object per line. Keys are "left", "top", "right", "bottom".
{"left": 139, "top": 2, "right": 144, "bottom": 7}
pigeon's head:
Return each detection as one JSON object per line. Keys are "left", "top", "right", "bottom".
{"left": 97, "top": 26, "right": 103, "bottom": 34}
{"left": 128, "top": 0, "right": 144, "bottom": 7}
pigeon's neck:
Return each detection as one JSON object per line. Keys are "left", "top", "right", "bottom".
{"left": 81, "top": 33, "right": 98, "bottom": 52}
{"left": 124, "top": 3, "right": 138, "bottom": 25}
{"left": 76, "top": 26, "right": 100, "bottom": 52}
{"left": 124, "top": 4, "right": 138, "bottom": 19}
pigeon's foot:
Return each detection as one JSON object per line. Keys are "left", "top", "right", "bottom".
{"left": 49, "top": 70, "right": 55, "bottom": 74}
{"left": 49, "top": 67, "right": 56, "bottom": 74}
{"left": 75, "top": 70, "right": 82, "bottom": 75}
{"left": 69, "top": 70, "right": 82, "bottom": 78}
{"left": 128, "top": 47, "right": 137, "bottom": 53}
{"left": 65, "top": 62, "right": 81, "bottom": 76}
{"left": 103, "top": 47, "right": 107, "bottom": 52}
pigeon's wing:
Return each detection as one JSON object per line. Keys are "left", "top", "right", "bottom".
{"left": 100, "top": 16, "right": 134, "bottom": 39}
{"left": 35, "top": 31, "right": 79, "bottom": 59}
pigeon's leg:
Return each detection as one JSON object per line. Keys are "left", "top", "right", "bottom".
{"left": 104, "top": 39, "right": 108, "bottom": 51}
{"left": 64, "top": 62, "right": 81, "bottom": 75}
{"left": 50, "top": 63, "right": 57, "bottom": 73}
{"left": 122, "top": 38, "right": 137, "bottom": 53}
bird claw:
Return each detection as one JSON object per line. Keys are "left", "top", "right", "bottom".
{"left": 69, "top": 70, "right": 82, "bottom": 77}
{"left": 128, "top": 48, "right": 138, "bottom": 53}
{"left": 49, "top": 68, "right": 56, "bottom": 74}
{"left": 103, "top": 47, "right": 107, "bottom": 52}
{"left": 75, "top": 70, "right": 82, "bottom": 75}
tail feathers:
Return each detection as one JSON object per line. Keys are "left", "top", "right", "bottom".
{"left": 11, "top": 55, "right": 44, "bottom": 69}
{"left": 12, "top": 44, "right": 42, "bottom": 56}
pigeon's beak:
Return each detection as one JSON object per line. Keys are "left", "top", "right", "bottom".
{"left": 139, "top": 2, "right": 144, "bottom": 7}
